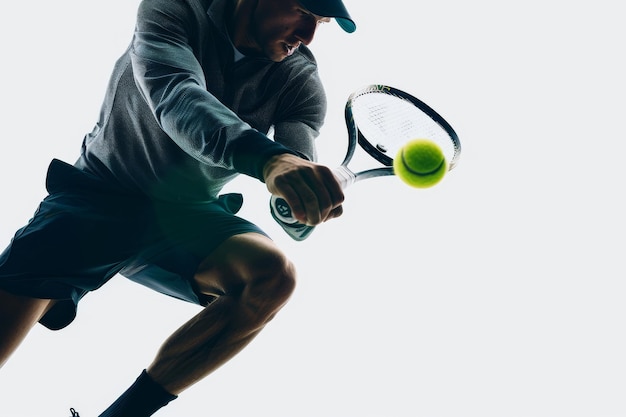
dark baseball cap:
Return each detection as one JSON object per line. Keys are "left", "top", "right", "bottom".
{"left": 299, "top": 0, "right": 356, "bottom": 33}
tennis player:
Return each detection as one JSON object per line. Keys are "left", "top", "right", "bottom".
{"left": 0, "top": 0, "right": 355, "bottom": 415}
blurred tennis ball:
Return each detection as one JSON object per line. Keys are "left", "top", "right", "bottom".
{"left": 393, "top": 139, "right": 448, "bottom": 188}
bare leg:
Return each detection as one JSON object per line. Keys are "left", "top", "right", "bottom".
{"left": 146, "top": 233, "right": 296, "bottom": 395}
{"left": 0, "top": 289, "right": 55, "bottom": 368}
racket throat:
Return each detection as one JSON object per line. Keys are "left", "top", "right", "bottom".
{"left": 332, "top": 166, "right": 356, "bottom": 189}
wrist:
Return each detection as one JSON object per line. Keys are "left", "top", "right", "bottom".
{"left": 262, "top": 153, "right": 300, "bottom": 182}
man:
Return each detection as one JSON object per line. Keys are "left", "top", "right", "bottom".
{"left": 0, "top": 0, "right": 355, "bottom": 415}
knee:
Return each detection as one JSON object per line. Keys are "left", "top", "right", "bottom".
{"left": 241, "top": 250, "right": 296, "bottom": 317}
{"left": 195, "top": 233, "right": 297, "bottom": 321}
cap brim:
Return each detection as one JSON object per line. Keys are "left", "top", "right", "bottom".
{"left": 335, "top": 17, "right": 356, "bottom": 33}
{"left": 299, "top": 0, "right": 356, "bottom": 33}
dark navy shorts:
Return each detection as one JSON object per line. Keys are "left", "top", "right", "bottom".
{"left": 0, "top": 159, "right": 267, "bottom": 330}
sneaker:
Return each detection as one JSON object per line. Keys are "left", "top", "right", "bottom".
{"left": 270, "top": 196, "right": 315, "bottom": 241}
{"left": 69, "top": 409, "right": 80, "bottom": 417}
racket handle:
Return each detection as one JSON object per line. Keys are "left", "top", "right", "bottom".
{"left": 270, "top": 166, "right": 356, "bottom": 240}
{"left": 271, "top": 166, "right": 355, "bottom": 224}
{"left": 270, "top": 195, "right": 316, "bottom": 241}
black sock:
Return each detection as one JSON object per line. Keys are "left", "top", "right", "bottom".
{"left": 98, "top": 370, "right": 177, "bottom": 417}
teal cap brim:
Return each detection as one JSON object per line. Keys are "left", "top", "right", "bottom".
{"left": 299, "top": 0, "right": 356, "bottom": 33}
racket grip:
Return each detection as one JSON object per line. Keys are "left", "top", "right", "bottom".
{"left": 271, "top": 166, "right": 356, "bottom": 225}
{"left": 270, "top": 195, "right": 316, "bottom": 241}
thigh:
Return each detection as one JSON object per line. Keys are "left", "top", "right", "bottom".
{"left": 120, "top": 195, "right": 271, "bottom": 306}
{"left": 0, "top": 289, "right": 56, "bottom": 366}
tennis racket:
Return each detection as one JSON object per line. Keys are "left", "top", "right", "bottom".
{"left": 270, "top": 84, "right": 461, "bottom": 241}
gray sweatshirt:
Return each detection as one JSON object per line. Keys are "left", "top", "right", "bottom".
{"left": 75, "top": 0, "right": 327, "bottom": 202}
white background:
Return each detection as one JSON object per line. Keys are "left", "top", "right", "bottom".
{"left": 1, "top": 1, "right": 625, "bottom": 416}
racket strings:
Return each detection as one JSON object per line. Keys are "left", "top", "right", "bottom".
{"left": 351, "top": 93, "right": 456, "bottom": 161}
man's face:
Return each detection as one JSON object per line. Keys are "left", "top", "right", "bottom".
{"left": 246, "top": 0, "right": 331, "bottom": 62}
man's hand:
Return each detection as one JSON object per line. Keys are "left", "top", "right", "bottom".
{"left": 263, "top": 154, "right": 344, "bottom": 226}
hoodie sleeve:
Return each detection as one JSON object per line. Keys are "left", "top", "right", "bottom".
{"left": 129, "top": 0, "right": 296, "bottom": 181}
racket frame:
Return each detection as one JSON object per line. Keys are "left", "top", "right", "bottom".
{"left": 344, "top": 84, "right": 461, "bottom": 184}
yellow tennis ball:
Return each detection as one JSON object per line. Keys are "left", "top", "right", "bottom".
{"left": 393, "top": 139, "right": 448, "bottom": 188}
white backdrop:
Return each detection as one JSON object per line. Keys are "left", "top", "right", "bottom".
{"left": 1, "top": 1, "right": 625, "bottom": 416}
